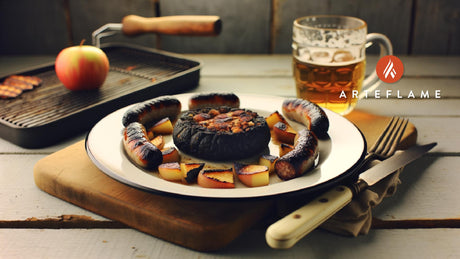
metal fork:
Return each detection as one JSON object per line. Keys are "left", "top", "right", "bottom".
{"left": 352, "top": 116, "right": 409, "bottom": 174}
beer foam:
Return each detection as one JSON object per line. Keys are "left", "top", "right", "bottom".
{"left": 295, "top": 47, "right": 364, "bottom": 66}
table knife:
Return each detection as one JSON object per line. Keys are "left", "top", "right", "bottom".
{"left": 266, "top": 142, "right": 437, "bottom": 249}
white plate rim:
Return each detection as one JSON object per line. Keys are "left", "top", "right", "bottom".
{"left": 85, "top": 93, "right": 366, "bottom": 199}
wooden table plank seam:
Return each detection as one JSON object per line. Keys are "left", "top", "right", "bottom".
{"left": 0, "top": 215, "right": 125, "bottom": 229}
{"left": 371, "top": 218, "right": 460, "bottom": 229}
{"left": 2, "top": 217, "right": 460, "bottom": 231}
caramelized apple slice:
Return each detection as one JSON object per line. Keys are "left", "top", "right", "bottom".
{"left": 158, "top": 162, "right": 183, "bottom": 181}
{"left": 181, "top": 162, "right": 205, "bottom": 184}
{"left": 150, "top": 118, "right": 174, "bottom": 135}
{"left": 273, "top": 121, "right": 297, "bottom": 144}
{"left": 234, "top": 163, "right": 269, "bottom": 187}
{"left": 161, "top": 147, "right": 180, "bottom": 163}
{"left": 259, "top": 154, "right": 278, "bottom": 174}
{"left": 197, "top": 168, "right": 235, "bottom": 188}
{"left": 150, "top": 135, "right": 165, "bottom": 150}
{"left": 265, "top": 111, "right": 288, "bottom": 129}
{"left": 279, "top": 143, "right": 294, "bottom": 156}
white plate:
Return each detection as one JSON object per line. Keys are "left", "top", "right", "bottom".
{"left": 86, "top": 93, "right": 365, "bottom": 199}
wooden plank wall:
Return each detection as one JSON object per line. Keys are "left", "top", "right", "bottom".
{"left": 0, "top": 0, "right": 459, "bottom": 55}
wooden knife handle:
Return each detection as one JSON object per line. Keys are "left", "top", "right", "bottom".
{"left": 266, "top": 185, "right": 353, "bottom": 249}
{"left": 122, "top": 15, "right": 222, "bottom": 36}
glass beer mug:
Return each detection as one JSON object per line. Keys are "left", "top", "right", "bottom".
{"left": 292, "top": 15, "right": 393, "bottom": 115}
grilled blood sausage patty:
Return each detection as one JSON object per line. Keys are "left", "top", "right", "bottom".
{"left": 274, "top": 129, "right": 318, "bottom": 180}
{"left": 282, "top": 98, "right": 329, "bottom": 137}
{"left": 188, "top": 92, "right": 240, "bottom": 110}
{"left": 122, "top": 96, "right": 182, "bottom": 127}
{"left": 123, "top": 122, "right": 163, "bottom": 169}
{"left": 173, "top": 107, "right": 271, "bottom": 161}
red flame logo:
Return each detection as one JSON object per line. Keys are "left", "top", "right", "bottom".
{"left": 376, "top": 55, "right": 404, "bottom": 83}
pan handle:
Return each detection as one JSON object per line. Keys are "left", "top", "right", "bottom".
{"left": 121, "top": 15, "right": 222, "bottom": 36}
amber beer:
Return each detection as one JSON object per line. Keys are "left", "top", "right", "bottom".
{"left": 293, "top": 56, "right": 366, "bottom": 115}
{"left": 292, "top": 15, "right": 392, "bottom": 115}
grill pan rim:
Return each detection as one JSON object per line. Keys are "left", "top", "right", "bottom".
{"left": 0, "top": 43, "right": 202, "bottom": 148}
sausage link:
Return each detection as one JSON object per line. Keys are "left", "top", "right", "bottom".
{"left": 123, "top": 122, "right": 163, "bottom": 169}
{"left": 281, "top": 98, "right": 329, "bottom": 137}
{"left": 122, "top": 96, "right": 182, "bottom": 127}
{"left": 274, "top": 129, "right": 318, "bottom": 180}
{"left": 188, "top": 92, "right": 240, "bottom": 110}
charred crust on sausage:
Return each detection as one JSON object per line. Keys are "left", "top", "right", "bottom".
{"left": 122, "top": 96, "right": 181, "bottom": 127}
{"left": 281, "top": 98, "right": 329, "bottom": 138}
{"left": 188, "top": 92, "right": 240, "bottom": 110}
{"left": 123, "top": 122, "right": 163, "bottom": 170}
{"left": 274, "top": 129, "right": 318, "bottom": 180}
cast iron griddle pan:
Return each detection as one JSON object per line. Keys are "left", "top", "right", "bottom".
{"left": 0, "top": 43, "right": 201, "bottom": 148}
{"left": 0, "top": 15, "right": 222, "bottom": 148}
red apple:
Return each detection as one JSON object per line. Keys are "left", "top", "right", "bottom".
{"left": 55, "top": 41, "right": 109, "bottom": 91}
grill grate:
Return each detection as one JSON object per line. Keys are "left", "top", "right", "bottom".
{"left": 0, "top": 45, "right": 198, "bottom": 128}
{"left": 0, "top": 44, "right": 201, "bottom": 148}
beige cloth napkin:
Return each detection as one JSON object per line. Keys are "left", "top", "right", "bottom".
{"left": 320, "top": 159, "right": 402, "bottom": 236}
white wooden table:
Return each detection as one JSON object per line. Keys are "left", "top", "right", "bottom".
{"left": 1, "top": 54, "right": 459, "bottom": 258}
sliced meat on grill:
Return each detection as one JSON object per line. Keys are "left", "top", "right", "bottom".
{"left": 0, "top": 84, "right": 23, "bottom": 99}
{"left": 6, "top": 75, "right": 42, "bottom": 87}
{"left": 3, "top": 78, "right": 34, "bottom": 91}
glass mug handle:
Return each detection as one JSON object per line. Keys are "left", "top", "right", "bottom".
{"left": 359, "top": 33, "right": 393, "bottom": 98}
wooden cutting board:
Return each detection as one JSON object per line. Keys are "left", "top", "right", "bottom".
{"left": 33, "top": 109, "right": 416, "bottom": 251}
